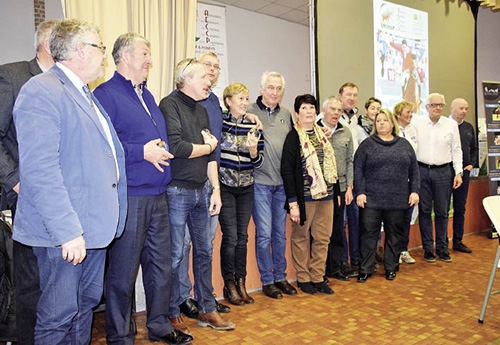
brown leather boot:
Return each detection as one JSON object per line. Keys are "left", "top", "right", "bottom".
{"left": 169, "top": 316, "right": 191, "bottom": 335}
{"left": 223, "top": 280, "right": 245, "bottom": 306}
{"left": 197, "top": 311, "right": 235, "bottom": 331}
{"left": 235, "top": 277, "right": 254, "bottom": 304}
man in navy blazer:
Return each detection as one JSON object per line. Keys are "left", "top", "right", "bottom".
{"left": 13, "top": 19, "right": 126, "bottom": 344}
{"left": 0, "top": 19, "right": 59, "bottom": 345}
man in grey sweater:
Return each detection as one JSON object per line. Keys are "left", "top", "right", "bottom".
{"left": 318, "top": 96, "right": 354, "bottom": 282}
{"left": 248, "top": 71, "right": 297, "bottom": 299}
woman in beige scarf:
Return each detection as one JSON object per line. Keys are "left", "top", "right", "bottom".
{"left": 281, "top": 94, "right": 339, "bottom": 295}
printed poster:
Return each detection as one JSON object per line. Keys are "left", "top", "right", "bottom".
{"left": 373, "top": 0, "right": 429, "bottom": 115}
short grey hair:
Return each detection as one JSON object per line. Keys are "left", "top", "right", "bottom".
{"left": 112, "top": 32, "right": 150, "bottom": 65}
{"left": 260, "top": 71, "right": 285, "bottom": 88}
{"left": 174, "top": 58, "right": 201, "bottom": 89}
{"left": 197, "top": 51, "right": 218, "bottom": 61}
{"left": 426, "top": 92, "right": 445, "bottom": 105}
{"left": 49, "top": 19, "right": 100, "bottom": 62}
{"left": 34, "top": 19, "right": 60, "bottom": 52}
{"left": 322, "top": 95, "right": 342, "bottom": 109}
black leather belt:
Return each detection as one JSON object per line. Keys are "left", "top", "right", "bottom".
{"left": 418, "top": 162, "right": 451, "bottom": 169}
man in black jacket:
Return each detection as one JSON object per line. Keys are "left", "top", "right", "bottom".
{"left": 0, "top": 19, "right": 59, "bottom": 345}
{"left": 449, "top": 98, "right": 477, "bottom": 254}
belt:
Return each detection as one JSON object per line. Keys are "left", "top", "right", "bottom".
{"left": 418, "top": 162, "right": 451, "bottom": 169}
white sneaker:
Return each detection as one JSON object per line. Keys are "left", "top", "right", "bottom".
{"left": 400, "top": 251, "right": 416, "bottom": 264}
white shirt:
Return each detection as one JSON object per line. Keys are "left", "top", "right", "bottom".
{"left": 398, "top": 123, "right": 418, "bottom": 153}
{"left": 412, "top": 115, "right": 463, "bottom": 175}
{"left": 339, "top": 109, "right": 359, "bottom": 152}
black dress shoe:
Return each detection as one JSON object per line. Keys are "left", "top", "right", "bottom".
{"left": 385, "top": 270, "right": 396, "bottom": 281}
{"left": 150, "top": 329, "right": 194, "bottom": 345}
{"left": 262, "top": 283, "right": 283, "bottom": 299}
{"left": 357, "top": 273, "right": 371, "bottom": 283}
{"left": 327, "top": 271, "right": 350, "bottom": 281}
{"left": 453, "top": 242, "right": 472, "bottom": 253}
{"left": 275, "top": 280, "right": 298, "bottom": 295}
{"left": 312, "top": 281, "right": 334, "bottom": 295}
{"left": 297, "top": 281, "right": 318, "bottom": 295}
{"left": 216, "top": 299, "right": 231, "bottom": 313}
{"left": 179, "top": 298, "right": 199, "bottom": 319}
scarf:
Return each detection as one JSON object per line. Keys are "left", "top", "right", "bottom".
{"left": 358, "top": 115, "right": 374, "bottom": 135}
{"left": 295, "top": 122, "right": 338, "bottom": 199}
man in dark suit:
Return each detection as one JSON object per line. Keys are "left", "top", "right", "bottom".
{"left": 0, "top": 19, "right": 59, "bottom": 345}
{"left": 13, "top": 19, "right": 127, "bottom": 344}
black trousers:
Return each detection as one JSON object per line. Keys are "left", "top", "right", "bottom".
{"left": 359, "top": 207, "right": 406, "bottom": 274}
{"left": 325, "top": 190, "right": 345, "bottom": 275}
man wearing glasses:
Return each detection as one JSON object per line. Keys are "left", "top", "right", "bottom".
{"left": 13, "top": 19, "right": 127, "bottom": 343}
{"left": 412, "top": 93, "right": 463, "bottom": 264}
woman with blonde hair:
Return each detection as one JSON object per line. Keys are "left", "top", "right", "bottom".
{"left": 354, "top": 109, "right": 419, "bottom": 282}
{"left": 219, "top": 82, "right": 264, "bottom": 306}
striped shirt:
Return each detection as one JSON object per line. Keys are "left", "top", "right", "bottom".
{"left": 219, "top": 113, "right": 264, "bottom": 187}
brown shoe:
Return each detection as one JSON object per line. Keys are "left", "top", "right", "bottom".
{"left": 235, "top": 277, "right": 254, "bottom": 304}
{"left": 223, "top": 280, "right": 245, "bottom": 306}
{"left": 197, "top": 311, "right": 235, "bottom": 331}
{"left": 169, "top": 316, "right": 191, "bottom": 335}
{"left": 275, "top": 280, "right": 298, "bottom": 295}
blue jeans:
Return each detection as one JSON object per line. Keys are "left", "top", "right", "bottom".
{"left": 32, "top": 247, "right": 105, "bottom": 345}
{"left": 105, "top": 194, "right": 173, "bottom": 344}
{"left": 253, "top": 183, "right": 288, "bottom": 286}
{"left": 452, "top": 170, "right": 470, "bottom": 244}
{"left": 219, "top": 184, "right": 254, "bottom": 281}
{"left": 167, "top": 185, "right": 216, "bottom": 316}
{"left": 418, "top": 165, "right": 453, "bottom": 253}
{"left": 342, "top": 193, "right": 360, "bottom": 264}
{"left": 359, "top": 207, "right": 405, "bottom": 273}
{"left": 178, "top": 182, "right": 218, "bottom": 303}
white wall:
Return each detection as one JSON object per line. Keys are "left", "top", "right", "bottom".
{"left": 219, "top": 2, "right": 311, "bottom": 112}
{"left": 0, "top": 0, "right": 64, "bottom": 64}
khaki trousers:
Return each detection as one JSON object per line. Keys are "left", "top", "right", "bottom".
{"left": 291, "top": 199, "right": 334, "bottom": 283}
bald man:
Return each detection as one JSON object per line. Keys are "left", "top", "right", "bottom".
{"left": 449, "top": 98, "right": 477, "bottom": 254}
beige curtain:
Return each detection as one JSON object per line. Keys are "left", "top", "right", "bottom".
{"left": 64, "top": 0, "right": 197, "bottom": 100}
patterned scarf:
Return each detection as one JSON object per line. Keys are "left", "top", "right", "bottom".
{"left": 295, "top": 122, "right": 338, "bottom": 199}
{"left": 358, "top": 115, "right": 374, "bottom": 135}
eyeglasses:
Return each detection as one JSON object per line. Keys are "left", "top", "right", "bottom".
{"left": 181, "top": 58, "right": 196, "bottom": 74}
{"left": 203, "top": 61, "right": 220, "bottom": 70}
{"left": 84, "top": 42, "right": 106, "bottom": 54}
{"left": 427, "top": 103, "right": 446, "bottom": 108}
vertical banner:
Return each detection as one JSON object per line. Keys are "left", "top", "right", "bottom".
{"left": 373, "top": 0, "right": 429, "bottom": 115}
{"left": 196, "top": 2, "right": 229, "bottom": 104}
{"left": 483, "top": 81, "right": 500, "bottom": 195}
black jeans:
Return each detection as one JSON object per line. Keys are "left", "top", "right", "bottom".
{"left": 13, "top": 240, "right": 39, "bottom": 345}
{"left": 219, "top": 184, "right": 254, "bottom": 282}
{"left": 359, "top": 207, "right": 406, "bottom": 273}
{"left": 452, "top": 170, "right": 470, "bottom": 244}
{"left": 326, "top": 190, "right": 345, "bottom": 275}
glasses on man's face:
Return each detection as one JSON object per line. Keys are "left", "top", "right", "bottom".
{"left": 84, "top": 42, "right": 106, "bottom": 54}
{"left": 203, "top": 61, "right": 220, "bottom": 71}
{"left": 428, "top": 103, "right": 445, "bottom": 109}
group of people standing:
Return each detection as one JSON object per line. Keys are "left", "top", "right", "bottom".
{"left": 0, "top": 17, "right": 478, "bottom": 345}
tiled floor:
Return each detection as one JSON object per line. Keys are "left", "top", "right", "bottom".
{"left": 86, "top": 232, "right": 500, "bottom": 345}
{"left": 3, "top": 232, "right": 500, "bottom": 344}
